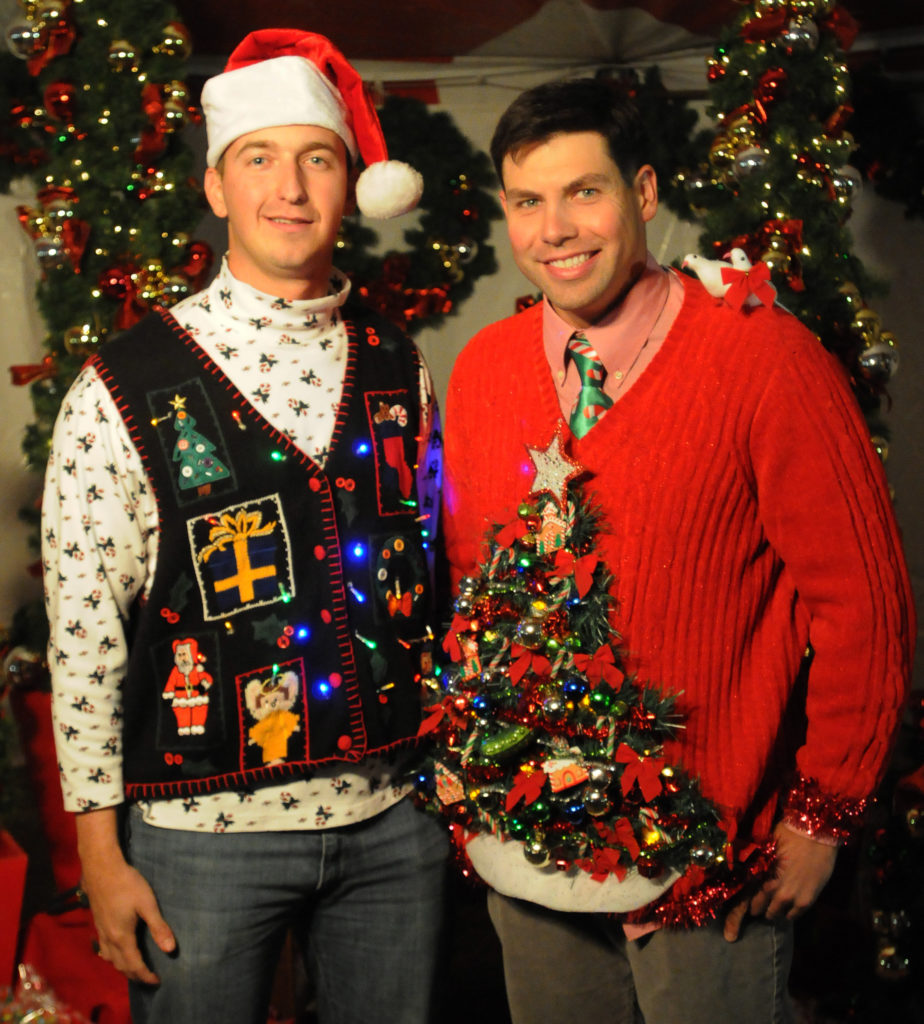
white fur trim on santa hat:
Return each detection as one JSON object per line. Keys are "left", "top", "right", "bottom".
{"left": 202, "top": 55, "right": 358, "bottom": 167}
{"left": 355, "top": 160, "right": 424, "bottom": 219}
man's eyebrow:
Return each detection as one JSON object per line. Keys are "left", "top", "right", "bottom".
{"left": 505, "top": 173, "right": 612, "bottom": 200}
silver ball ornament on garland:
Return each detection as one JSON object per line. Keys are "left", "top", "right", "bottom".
{"left": 523, "top": 839, "right": 551, "bottom": 867}
{"left": 583, "top": 787, "right": 612, "bottom": 817}
{"left": 6, "top": 19, "right": 47, "bottom": 59}
{"left": 778, "top": 17, "right": 820, "bottom": 55}
{"left": 455, "top": 238, "right": 478, "bottom": 265}
{"left": 458, "top": 575, "right": 478, "bottom": 596}
{"left": 732, "top": 146, "right": 768, "bottom": 179}
{"left": 858, "top": 336, "right": 899, "bottom": 384}
{"left": 690, "top": 843, "right": 717, "bottom": 867}
{"left": 831, "top": 164, "right": 862, "bottom": 199}
{"left": 35, "top": 235, "right": 68, "bottom": 271}
{"left": 540, "top": 695, "right": 567, "bottom": 724}
{"left": 516, "top": 618, "right": 545, "bottom": 649}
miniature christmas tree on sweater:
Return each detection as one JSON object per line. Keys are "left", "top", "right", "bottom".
{"left": 419, "top": 428, "right": 731, "bottom": 912}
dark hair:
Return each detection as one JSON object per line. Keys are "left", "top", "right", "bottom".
{"left": 490, "top": 76, "right": 648, "bottom": 187}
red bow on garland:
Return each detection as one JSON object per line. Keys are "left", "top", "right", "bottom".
{"left": 10, "top": 355, "right": 56, "bottom": 386}
{"left": 572, "top": 646, "right": 625, "bottom": 690}
{"left": 615, "top": 743, "right": 664, "bottom": 802}
{"left": 509, "top": 643, "right": 552, "bottom": 685}
{"left": 551, "top": 547, "right": 598, "bottom": 598}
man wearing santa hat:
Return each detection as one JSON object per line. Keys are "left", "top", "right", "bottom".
{"left": 43, "top": 29, "right": 447, "bottom": 1024}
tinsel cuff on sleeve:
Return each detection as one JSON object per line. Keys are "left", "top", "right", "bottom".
{"left": 781, "top": 773, "right": 871, "bottom": 844}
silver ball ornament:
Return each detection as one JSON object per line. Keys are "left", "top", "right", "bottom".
{"left": 778, "top": 17, "right": 820, "bottom": 55}
{"left": 523, "top": 839, "right": 551, "bottom": 867}
{"left": 6, "top": 20, "right": 47, "bottom": 59}
{"left": 858, "top": 338, "right": 899, "bottom": 383}
{"left": 733, "top": 146, "right": 768, "bottom": 179}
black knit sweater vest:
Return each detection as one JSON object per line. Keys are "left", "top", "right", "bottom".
{"left": 91, "top": 303, "right": 436, "bottom": 799}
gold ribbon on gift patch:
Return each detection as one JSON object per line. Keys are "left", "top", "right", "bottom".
{"left": 199, "top": 508, "right": 278, "bottom": 604}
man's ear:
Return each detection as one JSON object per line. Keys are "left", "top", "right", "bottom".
{"left": 344, "top": 164, "right": 359, "bottom": 216}
{"left": 499, "top": 189, "right": 508, "bottom": 218}
{"left": 204, "top": 166, "right": 228, "bottom": 219}
{"left": 635, "top": 164, "right": 658, "bottom": 224}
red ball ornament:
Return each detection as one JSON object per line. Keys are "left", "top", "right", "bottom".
{"left": 98, "top": 264, "right": 136, "bottom": 299}
{"left": 43, "top": 80, "right": 76, "bottom": 122}
{"left": 755, "top": 67, "right": 787, "bottom": 105}
{"left": 180, "top": 240, "right": 213, "bottom": 288}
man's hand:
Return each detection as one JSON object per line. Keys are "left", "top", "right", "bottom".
{"left": 76, "top": 808, "right": 176, "bottom": 984}
{"left": 723, "top": 822, "right": 838, "bottom": 942}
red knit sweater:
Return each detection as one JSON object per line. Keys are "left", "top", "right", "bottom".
{"left": 444, "top": 276, "right": 914, "bottom": 860}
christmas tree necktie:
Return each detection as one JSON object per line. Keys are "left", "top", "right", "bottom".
{"left": 567, "top": 332, "right": 613, "bottom": 438}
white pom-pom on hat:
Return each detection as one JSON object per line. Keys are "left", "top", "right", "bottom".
{"left": 202, "top": 28, "right": 423, "bottom": 220}
{"left": 356, "top": 160, "right": 423, "bottom": 219}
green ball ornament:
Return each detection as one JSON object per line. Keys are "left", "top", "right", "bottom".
{"left": 530, "top": 799, "right": 551, "bottom": 822}
{"left": 588, "top": 689, "right": 612, "bottom": 713}
{"left": 507, "top": 816, "right": 530, "bottom": 840}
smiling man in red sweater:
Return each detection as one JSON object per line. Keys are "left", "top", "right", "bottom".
{"left": 442, "top": 77, "right": 915, "bottom": 1024}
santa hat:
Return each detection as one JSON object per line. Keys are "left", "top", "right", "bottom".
{"left": 201, "top": 28, "right": 423, "bottom": 219}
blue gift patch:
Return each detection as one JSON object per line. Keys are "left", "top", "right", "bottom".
{"left": 188, "top": 494, "right": 294, "bottom": 621}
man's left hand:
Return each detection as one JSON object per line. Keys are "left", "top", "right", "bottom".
{"left": 723, "top": 822, "right": 838, "bottom": 942}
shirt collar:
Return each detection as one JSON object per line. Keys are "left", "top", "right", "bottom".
{"left": 207, "top": 255, "right": 352, "bottom": 337}
{"left": 543, "top": 253, "right": 671, "bottom": 369}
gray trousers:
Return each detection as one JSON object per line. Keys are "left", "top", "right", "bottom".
{"left": 487, "top": 889, "right": 795, "bottom": 1024}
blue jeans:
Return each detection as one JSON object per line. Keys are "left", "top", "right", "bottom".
{"left": 488, "top": 890, "right": 795, "bottom": 1024}
{"left": 126, "top": 799, "right": 448, "bottom": 1024}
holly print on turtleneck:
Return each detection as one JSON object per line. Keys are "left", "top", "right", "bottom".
{"left": 171, "top": 257, "right": 351, "bottom": 468}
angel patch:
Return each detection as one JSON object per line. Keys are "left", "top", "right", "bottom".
{"left": 188, "top": 494, "right": 294, "bottom": 620}
{"left": 364, "top": 390, "right": 414, "bottom": 515}
{"left": 147, "top": 378, "right": 235, "bottom": 505}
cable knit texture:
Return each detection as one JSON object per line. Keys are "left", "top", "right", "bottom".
{"left": 444, "top": 275, "right": 914, "bottom": 860}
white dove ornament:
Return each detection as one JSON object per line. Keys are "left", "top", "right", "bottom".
{"left": 682, "top": 248, "right": 778, "bottom": 312}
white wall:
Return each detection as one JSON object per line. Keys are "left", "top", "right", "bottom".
{"left": 1, "top": 70, "right": 920, "bottom": 686}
